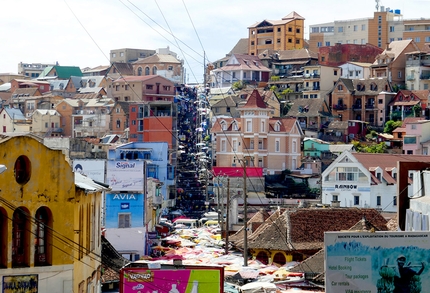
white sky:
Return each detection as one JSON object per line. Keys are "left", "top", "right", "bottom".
{"left": 1, "top": 0, "right": 429, "bottom": 83}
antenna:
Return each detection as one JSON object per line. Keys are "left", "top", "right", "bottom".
{"left": 375, "top": 0, "right": 380, "bottom": 11}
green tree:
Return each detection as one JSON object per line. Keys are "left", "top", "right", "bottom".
{"left": 363, "top": 142, "right": 387, "bottom": 153}
{"left": 270, "top": 85, "right": 278, "bottom": 92}
{"left": 232, "top": 81, "right": 244, "bottom": 90}
{"left": 384, "top": 120, "right": 403, "bottom": 134}
{"left": 412, "top": 104, "right": 422, "bottom": 117}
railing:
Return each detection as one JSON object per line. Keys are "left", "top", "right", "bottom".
{"left": 365, "top": 104, "right": 375, "bottom": 110}
{"left": 420, "top": 74, "right": 430, "bottom": 80}
{"left": 333, "top": 104, "right": 347, "bottom": 110}
{"left": 352, "top": 104, "right": 362, "bottom": 111}
{"left": 406, "top": 75, "right": 415, "bottom": 81}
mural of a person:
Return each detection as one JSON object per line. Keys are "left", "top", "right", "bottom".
{"left": 393, "top": 255, "right": 425, "bottom": 293}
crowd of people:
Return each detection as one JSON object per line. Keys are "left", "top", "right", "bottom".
{"left": 174, "top": 85, "right": 212, "bottom": 218}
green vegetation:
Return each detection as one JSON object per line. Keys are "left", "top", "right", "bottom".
{"left": 383, "top": 120, "right": 402, "bottom": 134}
{"left": 352, "top": 140, "right": 387, "bottom": 153}
{"left": 232, "top": 81, "right": 245, "bottom": 90}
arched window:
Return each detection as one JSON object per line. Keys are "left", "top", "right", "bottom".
{"left": 145, "top": 67, "right": 150, "bottom": 75}
{"left": 0, "top": 208, "right": 7, "bottom": 268}
{"left": 152, "top": 66, "right": 157, "bottom": 75}
{"left": 35, "top": 207, "right": 51, "bottom": 266}
{"left": 137, "top": 67, "right": 143, "bottom": 76}
{"left": 12, "top": 208, "right": 30, "bottom": 267}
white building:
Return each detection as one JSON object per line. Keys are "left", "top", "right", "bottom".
{"left": 321, "top": 151, "right": 424, "bottom": 213}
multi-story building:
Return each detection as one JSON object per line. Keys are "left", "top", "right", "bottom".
{"left": 302, "top": 64, "right": 340, "bottom": 101}
{"left": 319, "top": 43, "right": 383, "bottom": 67}
{"left": 248, "top": 11, "right": 305, "bottom": 56}
{"left": 370, "top": 39, "right": 420, "bottom": 89}
{"left": 104, "top": 142, "right": 175, "bottom": 257}
{"left": 131, "top": 51, "right": 184, "bottom": 84}
{"left": 128, "top": 101, "right": 177, "bottom": 148}
{"left": 309, "top": 8, "right": 430, "bottom": 52}
{"left": 405, "top": 50, "right": 430, "bottom": 91}
{"left": 339, "top": 62, "right": 373, "bottom": 79}
{"left": 388, "top": 89, "right": 429, "bottom": 120}
{"left": 110, "top": 48, "right": 156, "bottom": 63}
{"left": 30, "top": 109, "right": 62, "bottom": 137}
{"left": 321, "top": 151, "right": 430, "bottom": 213}
{"left": 108, "top": 75, "right": 175, "bottom": 102}
{"left": 0, "top": 134, "right": 108, "bottom": 293}
{"left": 0, "top": 108, "right": 31, "bottom": 133}
{"left": 210, "top": 54, "right": 271, "bottom": 88}
{"left": 212, "top": 89, "right": 303, "bottom": 174}
{"left": 401, "top": 119, "right": 430, "bottom": 155}
{"left": 18, "top": 62, "right": 57, "bottom": 78}
{"left": 329, "top": 77, "right": 393, "bottom": 127}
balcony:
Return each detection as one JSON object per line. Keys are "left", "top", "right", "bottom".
{"left": 352, "top": 104, "right": 362, "bottom": 111}
{"left": 420, "top": 74, "right": 430, "bottom": 80}
{"left": 365, "top": 104, "right": 375, "bottom": 110}
{"left": 333, "top": 104, "right": 347, "bottom": 111}
{"left": 406, "top": 75, "right": 415, "bottom": 81}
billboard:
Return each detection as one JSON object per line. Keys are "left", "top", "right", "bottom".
{"left": 3, "top": 274, "right": 38, "bottom": 293}
{"left": 325, "top": 231, "right": 430, "bottom": 292}
{"left": 73, "top": 159, "right": 105, "bottom": 182}
{"left": 120, "top": 267, "right": 223, "bottom": 293}
{"left": 107, "top": 160, "right": 144, "bottom": 191}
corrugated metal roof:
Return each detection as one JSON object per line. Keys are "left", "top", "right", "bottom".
{"left": 75, "top": 172, "right": 110, "bottom": 192}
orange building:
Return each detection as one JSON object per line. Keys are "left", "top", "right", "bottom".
{"left": 248, "top": 11, "right": 305, "bottom": 56}
{"left": 128, "top": 101, "right": 176, "bottom": 148}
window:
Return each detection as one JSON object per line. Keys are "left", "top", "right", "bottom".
{"left": 361, "top": 39, "right": 366, "bottom": 44}
{"left": 260, "top": 121, "right": 265, "bottom": 132}
{"left": 353, "top": 25, "right": 357, "bottom": 31}
{"left": 317, "top": 42, "right": 322, "bottom": 47}
{"left": 258, "top": 140, "right": 263, "bottom": 150}
{"left": 12, "top": 208, "right": 29, "bottom": 267}
{"left": 35, "top": 208, "right": 51, "bottom": 266}
{"left": 311, "top": 27, "right": 319, "bottom": 33}
{"left": 362, "top": 24, "right": 366, "bottom": 30}
{"left": 146, "top": 85, "right": 153, "bottom": 90}
{"left": 116, "top": 120, "right": 121, "bottom": 128}
{"left": 118, "top": 213, "right": 131, "bottom": 228}
{"left": 168, "top": 66, "right": 173, "bottom": 70}
{"left": 277, "top": 28, "right": 281, "bottom": 32}
{"left": 426, "top": 36, "right": 430, "bottom": 42}
{"left": 293, "top": 140, "right": 297, "bottom": 153}
{"left": 251, "top": 41, "right": 255, "bottom": 46}
{"left": 246, "top": 120, "right": 252, "bottom": 132}
{"left": 393, "top": 196, "right": 397, "bottom": 206}
{"left": 145, "top": 67, "right": 150, "bottom": 75}
{"left": 377, "top": 196, "right": 381, "bottom": 206}
{"left": 14, "top": 156, "right": 31, "bottom": 184}
{"left": 338, "top": 27, "right": 343, "bottom": 32}
{"left": 338, "top": 85, "right": 343, "bottom": 91}
{"left": 265, "top": 39, "right": 272, "bottom": 45}
{"left": 296, "top": 28, "right": 300, "bottom": 33}
{"left": 415, "top": 37, "right": 421, "bottom": 43}
{"left": 288, "top": 38, "right": 292, "bottom": 43}
{"left": 288, "top": 27, "right": 292, "bottom": 32}
{"left": 334, "top": 70, "right": 338, "bottom": 76}
{"left": 277, "top": 38, "right": 281, "bottom": 44}
{"left": 332, "top": 195, "right": 338, "bottom": 201}
{"left": 296, "top": 39, "right": 300, "bottom": 44}
{"left": 275, "top": 139, "right": 280, "bottom": 152}
{"left": 275, "top": 122, "right": 280, "bottom": 132}
{"left": 325, "top": 41, "right": 330, "bottom": 46}
{"left": 232, "top": 139, "right": 237, "bottom": 152}
{"left": 398, "top": 71, "right": 402, "bottom": 78}
{"left": 354, "top": 196, "right": 360, "bottom": 205}
{"left": 152, "top": 66, "right": 157, "bottom": 75}
{"left": 390, "top": 26, "right": 395, "bottom": 32}
{"left": 221, "top": 139, "right": 226, "bottom": 152}
{"left": 112, "top": 53, "right": 116, "bottom": 58}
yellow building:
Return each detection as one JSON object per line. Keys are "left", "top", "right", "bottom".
{"left": 248, "top": 11, "right": 305, "bottom": 56}
{"left": 0, "top": 134, "right": 109, "bottom": 293}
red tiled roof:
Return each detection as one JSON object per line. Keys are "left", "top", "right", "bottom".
{"left": 242, "top": 89, "right": 267, "bottom": 109}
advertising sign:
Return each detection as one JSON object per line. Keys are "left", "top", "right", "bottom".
{"left": 73, "top": 160, "right": 105, "bottom": 182}
{"left": 3, "top": 274, "right": 38, "bottom": 293}
{"left": 107, "top": 160, "right": 144, "bottom": 191}
{"left": 121, "top": 267, "right": 222, "bottom": 293}
{"left": 325, "top": 231, "right": 430, "bottom": 292}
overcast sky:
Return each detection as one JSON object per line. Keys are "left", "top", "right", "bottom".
{"left": 1, "top": 0, "right": 428, "bottom": 83}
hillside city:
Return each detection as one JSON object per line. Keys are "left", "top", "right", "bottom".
{"left": 1, "top": 6, "right": 430, "bottom": 293}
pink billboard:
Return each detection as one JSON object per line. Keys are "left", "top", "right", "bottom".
{"left": 120, "top": 266, "right": 223, "bottom": 293}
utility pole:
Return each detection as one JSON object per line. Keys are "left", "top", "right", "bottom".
{"left": 243, "top": 159, "right": 248, "bottom": 267}
{"left": 217, "top": 176, "right": 221, "bottom": 224}
{"left": 225, "top": 178, "right": 230, "bottom": 255}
